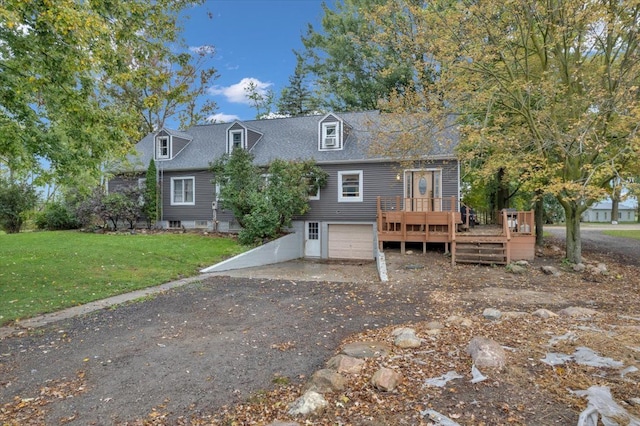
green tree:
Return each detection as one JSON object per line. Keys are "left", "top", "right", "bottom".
{"left": 0, "top": 178, "right": 38, "bottom": 233}
{"left": 298, "top": 0, "right": 429, "bottom": 112}
{"left": 143, "top": 160, "right": 159, "bottom": 228}
{"left": 277, "top": 60, "right": 321, "bottom": 117}
{"left": 0, "top": 0, "right": 211, "bottom": 185}
{"left": 211, "top": 149, "right": 327, "bottom": 245}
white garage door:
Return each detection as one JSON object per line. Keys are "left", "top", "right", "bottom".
{"left": 328, "top": 224, "right": 374, "bottom": 260}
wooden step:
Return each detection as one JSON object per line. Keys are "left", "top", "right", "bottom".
{"left": 454, "top": 240, "right": 508, "bottom": 265}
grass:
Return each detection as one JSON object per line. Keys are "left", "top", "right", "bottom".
{"left": 602, "top": 230, "right": 640, "bottom": 240}
{"left": 0, "top": 231, "right": 243, "bottom": 326}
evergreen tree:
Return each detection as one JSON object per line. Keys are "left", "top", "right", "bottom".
{"left": 143, "top": 160, "right": 158, "bottom": 228}
{"left": 277, "top": 61, "right": 320, "bottom": 116}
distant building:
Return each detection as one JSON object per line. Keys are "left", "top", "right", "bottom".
{"left": 581, "top": 201, "right": 637, "bottom": 223}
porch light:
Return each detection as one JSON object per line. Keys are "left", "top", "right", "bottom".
{"left": 396, "top": 173, "right": 401, "bottom": 181}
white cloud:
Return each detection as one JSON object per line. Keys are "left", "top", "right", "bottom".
{"left": 207, "top": 77, "right": 273, "bottom": 104}
{"left": 189, "top": 45, "right": 215, "bottom": 55}
{"left": 206, "top": 113, "right": 240, "bottom": 123}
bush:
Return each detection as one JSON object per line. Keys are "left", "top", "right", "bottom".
{"left": 0, "top": 179, "right": 38, "bottom": 233}
{"left": 35, "top": 202, "right": 79, "bottom": 230}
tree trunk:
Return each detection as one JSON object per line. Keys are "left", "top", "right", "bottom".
{"left": 611, "top": 198, "right": 619, "bottom": 223}
{"left": 534, "top": 196, "right": 544, "bottom": 246}
{"left": 564, "top": 204, "right": 582, "bottom": 264}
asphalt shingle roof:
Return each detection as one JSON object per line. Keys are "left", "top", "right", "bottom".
{"left": 124, "top": 111, "right": 457, "bottom": 172}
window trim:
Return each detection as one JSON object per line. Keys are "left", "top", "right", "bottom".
{"left": 308, "top": 176, "right": 321, "bottom": 200}
{"left": 319, "top": 121, "right": 342, "bottom": 150}
{"left": 170, "top": 176, "right": 195, "bottom": 206}
{"left": 228, "top": 129, "right": 245, "bottom": 153}
{"left": 338, "top": 170, "right": 363, "bottom": 202}
{"left": 156, "top": 136, "right": 170, "bottom": 159}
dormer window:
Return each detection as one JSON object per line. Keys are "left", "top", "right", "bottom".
{"left": 319, "top": 117, "right": 343, "bottom": 150}
{"left": 156, "top": 136, "right": 170, "bottom": 159}
{"left": 228, "top": 129, "right": 245, "bottom": 152}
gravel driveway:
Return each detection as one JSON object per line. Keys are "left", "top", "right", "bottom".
{"left": 2, "top": 225, "right": 638, "bottom": 424}
{"left": 0, "top": 274, "right": 425, "bottom": 424}
{"left": 546, "top": 224, "right": 640, "bottom": 266}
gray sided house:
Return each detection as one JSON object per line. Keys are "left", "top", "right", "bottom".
{"left": 581, "top": 201, "right": 637, "bottom": 223}
{"left": 109, "top": 111, "right": 460, "bottom": 260}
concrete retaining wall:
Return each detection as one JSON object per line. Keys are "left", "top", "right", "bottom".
{"left": 200, "top": 232, "right": 303, "bottom": 273}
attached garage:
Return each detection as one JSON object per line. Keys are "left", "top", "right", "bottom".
{"left": 327, "top": 224, "right": 374, "bottom": 260}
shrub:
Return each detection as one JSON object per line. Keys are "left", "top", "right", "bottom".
{"left": 0, "top": 179, "right": 38, "bottom": 233}
{"left": 35, "top": 202, "right": 79, "bottom": 230}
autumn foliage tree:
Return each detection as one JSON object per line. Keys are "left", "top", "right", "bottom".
{"left": 332, "top": 0, "right": 640, "bottom": 264}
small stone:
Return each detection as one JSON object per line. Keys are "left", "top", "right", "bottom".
{"left": 483, "top": 308, "right": 502, "bottom": 320}
{"left": 406, "top": 250, "right": 414, "bottom": 255}
{"left": 304, "top": 369, "right": 346, "bottom": 393}
{"left": 532, "top": 309, "right": 558, "bottom": 319}
{"left": 507, "top": 264, "right": 527, "bottom": 274}
{"left": 341, "top": 341, "right": 392, "bottom": 359}
{"left": 541, "top": 265, "right": 561, "bottom": 276}
{"left": 425, "top": 329, "right": 441, "bottom": 336}
{"left": 327, "top": 355, "right": 365, "bottom": 374}
{"left": 515, "top": 260, "right": 529, "bottom": 267}
{"left": 572, "top": 263, "right": 586, "bottom": 272}
{"left": 446, "top": 315, "right": 473, "bottom": 327}
{"left": 551, "top": 245, "right": 562, "bottom": 252}
{"left": 629, "top": 398, "right": 640, "bottom": 407}
{"left": 371, "top": 367, "right": 403, "bottom": 391}
{"left": 288, "top": 391, "right": 328, "bottom": 416}
{"left": 558, "top": 306, "right": 598, "bottom": 317}
{"left": 467, "top": 337, "right": 506, "bottom": 369}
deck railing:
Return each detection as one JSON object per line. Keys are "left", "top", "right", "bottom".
{"left": 377, "top": 196, "right": 458, "bottom": 213}
{"left": 496, "top": 209, "right": 535, "bottom": 235}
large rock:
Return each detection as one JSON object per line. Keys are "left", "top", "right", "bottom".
{"left": 304, "top": 369, "right": 346, "bottom": 393}
{"left": 327, "top": 354, "right": 365, "bottom": 374}
{"left": 392, "top": 327, "right": 422, "bottom": 348}
{"left": 287, "top": 391, "right": 327, "bottom": 416}
{"left": 558, "top": 306, "right": 598, "bottom": 317}
{"left": 467, "top": 337, "right": 506, "bottom": 369}
{"left": 483, "top": 308, "right": 502, "bottom": 320}
{"left": 371, "top": 367, "right": 403, "bottom": 391}
{"left": 341, "top": 341, "right": 392, "bottom": 358}
{"left": 532, "top": 308, "right": 558, "bottom": 319}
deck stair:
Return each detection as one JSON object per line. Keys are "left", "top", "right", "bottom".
{"left": 454, "top": 235, "right": 508, "bottom": 265}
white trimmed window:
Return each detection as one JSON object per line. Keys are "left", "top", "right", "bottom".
{"left": 156, "top": 136, "right": 170, "bottom": 159}
{"left": 171, "top": 177, "right": 195, "bottom": 205}
{"left": 320, "top": 122, "right": 341, "bottom": 150}
{"left": 338, "top": 170, "right": 363, "bottom": 202}
{"left": 228, "top": 130, "right": 245, "bottom": 152}
{"left": 309, "top": 182, "right": 320, "bottom": 200}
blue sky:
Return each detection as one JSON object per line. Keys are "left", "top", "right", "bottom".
{"left": 179, "top": 0, "right": 327, "bottom": 125}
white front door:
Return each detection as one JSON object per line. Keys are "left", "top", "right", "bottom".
{"left": 305, "top": 221, "right": 321, "bottom": 257}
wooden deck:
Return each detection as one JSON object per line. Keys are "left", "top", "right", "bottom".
{"left": 377, "top": 197, "right": 536, "bottom": 265}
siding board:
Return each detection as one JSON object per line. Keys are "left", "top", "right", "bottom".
{"left": 160, "top": 170, "right": 215, "bottom": 221}
{"left": 301, "top": 160, "right": 458, "bottom": 222}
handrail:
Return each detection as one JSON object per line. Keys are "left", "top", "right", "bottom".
{"left": 378, "top": 196, "right": 458, "bottom": 212}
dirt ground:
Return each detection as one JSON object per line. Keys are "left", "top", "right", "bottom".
{"left": 1, "top": 230, "right": 640, "bottom": 425}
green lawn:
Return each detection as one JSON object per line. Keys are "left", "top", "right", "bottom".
{"left": 0, "top": 231, "right": 243, "bottom": 326}
{"left": 602, "top": 230, "right": 640, "bottom": 240}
